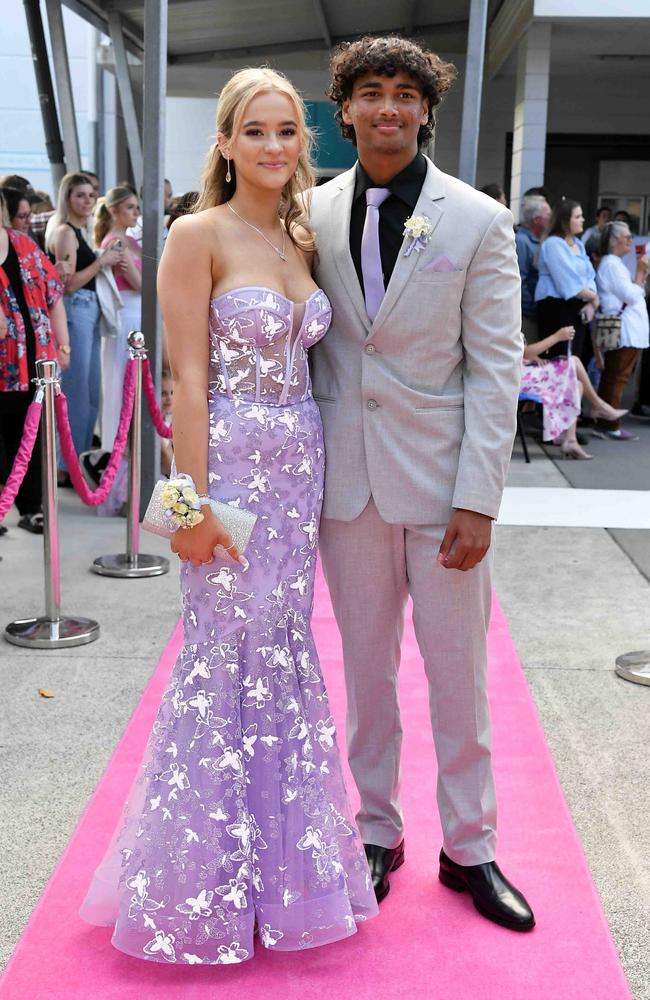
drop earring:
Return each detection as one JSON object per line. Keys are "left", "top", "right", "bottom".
{"left": 225, "top": 158, "right": 232, "bottom": 183}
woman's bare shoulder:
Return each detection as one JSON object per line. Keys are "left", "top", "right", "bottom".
{"left": 165, "top": 207, "right": 229, "bottom": 247}
{"left": 53, "top": 222, "right": 75, "bottom": 242}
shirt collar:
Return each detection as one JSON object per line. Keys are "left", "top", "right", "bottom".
{"left": 353, "top": 152, "right": 427, "bottom": 211}
{"left": 518, "top": 224, "right": 540, "bottom": 243}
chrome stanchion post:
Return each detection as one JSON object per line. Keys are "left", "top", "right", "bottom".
{"left": 615, "top": 651, "right": 650, "bottom": 687}
{"left": 92, "top": 331, "right": 169, "bottom": 578}
{"left": 5, "top": 360, "right": 100, "bottom": 648}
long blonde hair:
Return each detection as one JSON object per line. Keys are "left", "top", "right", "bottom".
{"left": 194, "top": 67, "right": 315, "bottom": 248}
{"left": 93, "top": 186, "right": 136, "bottom": 247}
{"left": 45, "top": 171, "right": 94, "bottom": 253}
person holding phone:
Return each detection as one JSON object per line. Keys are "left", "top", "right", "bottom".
{"left": 87, "top": 187, "right": 142, "bottom": 507}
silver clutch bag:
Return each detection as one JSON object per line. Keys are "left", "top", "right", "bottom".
{"left": 142, "top": 479, "right": 257, "bottom": 555}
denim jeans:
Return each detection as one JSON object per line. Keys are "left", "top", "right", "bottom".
{"left": 59, "top": 288, "right": 101, "bottom": 471}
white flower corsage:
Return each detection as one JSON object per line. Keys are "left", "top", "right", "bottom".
{"left": 160, "top": 476, "right": 204, "bottom": 530}
{"left": 403, "top": 214, "right": 433, "bottom": 257}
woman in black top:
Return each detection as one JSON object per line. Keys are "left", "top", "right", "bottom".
{"left": 45, "top": 173, "right": 123, "bottom": 484}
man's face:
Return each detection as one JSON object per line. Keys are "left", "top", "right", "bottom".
{"left": 164, "top": 181, "right": 173, "bottom": 213}
{"left": 532, "top": 201, "right": 551, "bottom": 235}
{"left": 342, "top": 72, "right": 429, "bottom": 159}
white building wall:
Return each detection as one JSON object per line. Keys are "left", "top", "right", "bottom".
{"left": 0, "top": 1, "right": 90, "bottom": 194}
{"left": 165, "top": 97, "right": 217, "bottom": 196}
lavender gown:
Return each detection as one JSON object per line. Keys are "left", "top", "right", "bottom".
{"left": 80, "top": 286, "right": 378, "bottom": 964}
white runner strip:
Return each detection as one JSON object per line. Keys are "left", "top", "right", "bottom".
{"left": 498, "top": 488, "right": 650, "bottom": 529}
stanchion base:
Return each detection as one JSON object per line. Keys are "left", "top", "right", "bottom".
{"left": 615, "top": 650, "right": 650, "bottom": 687}
{"left": 4, "top": 616, "right": 100, "bottom": 649}
{"left": 91, "top": 553, "right": 169, "bottom": 578}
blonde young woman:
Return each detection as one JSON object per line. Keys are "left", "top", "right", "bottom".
{"left": 45, "top": 173, "right": 124, "bottom": 483}
{"left": 94, "top": 186, "right": 142, "bottom": 457}
{"left": 80, "top": 68, "right": 377, "bottom": 965}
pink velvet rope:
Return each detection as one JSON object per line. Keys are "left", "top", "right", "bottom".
{"left": 55, "top": 359, "right": 136, "bottom": 506}
{"left": 0, "top": 398, "right": 43, "bottom": 522}
{"left": 141, "top": 358, "right": 173, "bottom": 439}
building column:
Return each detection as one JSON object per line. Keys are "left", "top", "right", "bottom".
{"left": 108, "top": 10, "right": 143, "bottom": 188}
{"left": 44, "top": 0, "right": 81, "bottom": 173}
{"left": 140, "top": 0, "right": 168, "bottom": 513}
{"left": 510, "top": 22, "right": 551, "bottom": 222}
{"left": 22, "top": 0, "right": 66, "bottom": 188}
{"left": 458, "top": 0, "right": 489, "bottom": 187}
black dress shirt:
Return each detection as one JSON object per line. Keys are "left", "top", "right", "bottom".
{"left": 349, "top": 152, "right": 427, "bottom": 295}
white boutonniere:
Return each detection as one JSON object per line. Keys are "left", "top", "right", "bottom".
{"left": 403, "top": 215, "right": 433, "bottom": 257}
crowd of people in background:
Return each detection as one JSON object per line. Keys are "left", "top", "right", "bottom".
{"left": 0, "top": 168, "right": 196, "bottom": 535}
{"left": 1, "top": 163, "right": 649, "bottom": 540}
{"left": 482, "top": 181, "right": 650, "bottom": 459}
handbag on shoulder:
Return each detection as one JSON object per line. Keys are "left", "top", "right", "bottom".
{"left": 594, "top": 306, "right": 625, "bottom": 352}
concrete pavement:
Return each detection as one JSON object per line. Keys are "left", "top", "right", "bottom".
{"left": 1, "top": 439, "right": 649, "bottom": 997}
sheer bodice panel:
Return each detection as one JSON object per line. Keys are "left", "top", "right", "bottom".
{"left": 209, "top": 286, "right": 332, "bottom": 405}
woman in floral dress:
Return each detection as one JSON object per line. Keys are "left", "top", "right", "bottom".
{"left": 521, "top": 325, "right": 626, "bottom": 459}
{"left": 80, "top": 67, "right": 377, "bottom": 965}
{"left": 0, "top": 191, "right": 70, "bottom": 532}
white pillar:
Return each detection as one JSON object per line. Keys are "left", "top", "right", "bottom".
{"left": 510, "top": 22, "right": 551, "bottom": 222}
{"left": 140, "top": 0, "right": 168, "bottom": 512}
{"left": 458, "top": 0, "right": 489, "bottom": 186}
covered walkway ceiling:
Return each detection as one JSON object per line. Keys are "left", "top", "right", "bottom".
{"left": 63, "top": 0, "right": 503, "bottom": 65}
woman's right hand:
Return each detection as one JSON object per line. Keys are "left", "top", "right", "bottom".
{"left": 170, "top": 506, "right": 246, "bottom": 567}
{"left": 100, "top": 246, "right": 125, "bottom": 269}
{"left": 554, "top": 325, "right": 575, "bottom": 344}
{"left": 636, "top": 254, "right": 649, "bottom": 278}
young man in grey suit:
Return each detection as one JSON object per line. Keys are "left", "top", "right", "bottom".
{"left": 309, "top": 36, "right": 534, "bottom": 931}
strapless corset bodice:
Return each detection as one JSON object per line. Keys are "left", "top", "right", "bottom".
{"left": 208, "top": 285, "right": 332, "bottom": 405}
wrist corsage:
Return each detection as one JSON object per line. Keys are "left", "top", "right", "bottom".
{"left": 159, "top": 475, "right": 204, "bottom": 530}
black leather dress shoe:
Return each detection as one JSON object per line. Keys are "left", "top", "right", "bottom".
{"left": 365, "top": 841, "right": 405, "bottom": 902}
{"left": 439, "top": 850, "right": 535, "bottom": 931}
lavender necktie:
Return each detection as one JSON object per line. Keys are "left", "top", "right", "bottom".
{"left": 361, "top": 187, "right": 390, "bottom": 322}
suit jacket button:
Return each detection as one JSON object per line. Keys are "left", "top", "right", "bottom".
{"left": 365, "top": 344, "right": 376, "bottom": 354}
{"left": 367, "top": 399, "right": 378, "bottom": 410}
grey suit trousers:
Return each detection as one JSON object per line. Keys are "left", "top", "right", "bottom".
{"left": 320, "top": 498, "right": 497, "bottom": 867}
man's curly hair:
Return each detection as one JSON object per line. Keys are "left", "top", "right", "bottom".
{"left": 327, "top": 36, "right": 457, "bottom": 147}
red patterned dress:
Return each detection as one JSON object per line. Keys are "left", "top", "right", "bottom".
{"left": 0, "top": 229, "right": 63, "bottom": 519}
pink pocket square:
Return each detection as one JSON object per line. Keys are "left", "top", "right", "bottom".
{"left": 422, "top": 254, "right": 459, "bottom": 273}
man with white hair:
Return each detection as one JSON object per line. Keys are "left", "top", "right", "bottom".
{"left": 515, "top": 194, "right": 551, "bottom": 341}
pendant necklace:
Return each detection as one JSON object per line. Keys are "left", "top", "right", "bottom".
{"left": 227, "top": 202, "right": 287, "bottom": 261}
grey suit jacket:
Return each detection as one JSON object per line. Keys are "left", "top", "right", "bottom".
{"left": 309, "top": 157, "right": 523, "bottom": 524}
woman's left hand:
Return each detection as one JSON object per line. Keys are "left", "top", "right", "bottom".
{"left": 56, "top": 347, "right": 71, "bottom": 371}
{"left": 581, "top": 303, "right": 595, "bottom": 324}
{"left": 0, "top": 310, "right": 8, "bottom": 341}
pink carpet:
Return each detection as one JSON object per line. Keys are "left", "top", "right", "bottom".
{"left": 1, "top": 571, "right": 631, "bottom": 1000}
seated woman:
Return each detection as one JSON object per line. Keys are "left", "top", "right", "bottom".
{"left": 521, "top": 325, "right": 627, "bottom": 460}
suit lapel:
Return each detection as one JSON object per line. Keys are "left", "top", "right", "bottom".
{"left": 370, "top": 157, "right": 446, "bottom": 333}
{"left": 329, "top": 167, "right": 370, "bottom": 331}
